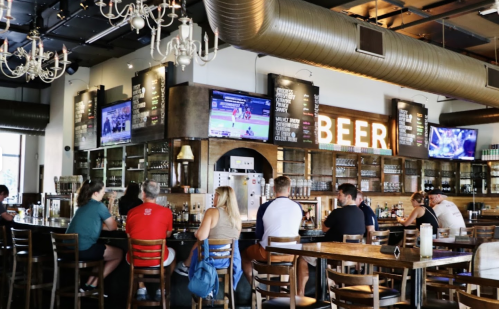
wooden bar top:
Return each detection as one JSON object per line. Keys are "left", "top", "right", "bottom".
{"left": 266, "top": 242, "right": 472, "bottom": 269}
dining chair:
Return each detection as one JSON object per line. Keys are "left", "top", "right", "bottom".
{"left": 437, "top": 228, "right": 451, "bottom": 239}
{"left": 474, "top": 226, "right": 495, "bottom": 239}
{"left": 402, "top": 229, "right": 419, "bottom": 248}
{"left": 342, "top": 234, "right": 363, "bottom": 274}
{"left": 367, "top": 230, "right": 390, "bottom": 245}
{"left": 457, "top": 290, "right": 499, "bottom": 309}
{"left": 459, "top": 227, "right": 474, "bottom": 237}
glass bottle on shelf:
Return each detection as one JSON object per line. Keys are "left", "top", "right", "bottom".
{"left": 183, "top": 203, "right": 189, "bottom": 222}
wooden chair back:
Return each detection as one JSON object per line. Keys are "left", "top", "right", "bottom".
{"left": 459, "top": 227, "right": 474, "bottom": 237}
{"left": 128, "top": 237, "right": 166, "bottom": 269}
{"left": 50, "top": 233, "right": 79, "bottom": 262}
{"left": 403, "top": 229, "right": 419, "bottom": 248}
{"left": 474, "top": 226, "right": 495, "bottom": 239}
{"left": 457, "top": 290, "right": 499, "bottom": 309}
{"left": 11, "top": 229, "right": 32, "bottom": 257}
{"left": 343, "top": 234, "right": 363, "bottom": 243}
{"left": 267, "top": 236, "right": 300, "bottom": 264}
{"left": 437, "top": 228, "right": 450, "bottom": 239}
{"left": 252, "top": 260, "right": 296, "bottom": 308}
{"left": 368, "top": 230, "right": 390, "bottom": 245}
{"left": 327, "top": 269, "right": 380, "bottom": 309}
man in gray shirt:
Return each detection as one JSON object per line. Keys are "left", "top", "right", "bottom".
{"left": 0, "top": 185, "right": 14, "bottom": 222}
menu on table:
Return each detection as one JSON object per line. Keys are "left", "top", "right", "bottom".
{"left": 393, "top": 99, "right": 428, "bottom": 158}
{"left": 268, "top": 74, "right": 320, "bottom": 148}
{"left": 74, "top": 87, "right": 103, "bottom": 150}
{"left": 131, "top": 65, "right": 172, "bottom": 143}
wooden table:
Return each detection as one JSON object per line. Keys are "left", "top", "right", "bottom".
{"left": 433, "top": 237, "right": 499, "bottom": 250}
{"left": 266, "top": 242, "right": 472, "bottom": 309}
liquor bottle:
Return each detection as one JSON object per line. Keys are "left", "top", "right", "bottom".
{"left": 429, "top": 182, "right": 434, "bottom": 191}
{"left": 391, "top": 205, "right": 397, "bottom": 218}
{"left": 183, "top": 203, "right": 189, "bottom": 223}
{"left": 384, "top": 202, "right": 389, "bottom": 218}
{"left": 376, "top": 203, "right": 381, "bottom": 218}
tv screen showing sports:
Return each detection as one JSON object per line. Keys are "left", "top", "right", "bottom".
{"left": 428, "top": 126, "right": 477, "bottom": 160}
{"left": 208, "top": 90, "right": 271, "bottom": 142}
{"left": 100, "top": 100, "right": 132, "bottom": 146}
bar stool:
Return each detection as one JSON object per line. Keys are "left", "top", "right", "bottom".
{"left": 49, "top": 233, "right": 105, "bottom": 309}
{"left": 7, "top": 229, "right": 52, "bottom": 309}
{"left": 0, "top": 225, "right": 12, "bottom": 309}
{"left": 191, "top": 239, "right": 235, "bottom": 309}
{"left": 127, "top": 237, "right": 171, "bottom": 309}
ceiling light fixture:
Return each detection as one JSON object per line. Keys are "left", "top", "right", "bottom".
{"left": 126, "top": 58, "right": 155, "bottom": 70}
{"left": 68, "top": 79, "right": 89, "bottom": 89}
{"left": 95, "top": 0, "right": 180, "bottom": 34}
{"left": 150, "top": 17, "right": 218, "bottom": 71}
{"left": 0, "top": 0, "right": 14, "bottom": 34}
{"left": 0, "top": 29, "right": 70, "bottom": 83}
{"left": 57, "top": 0, "right": 69, "bottom": 20}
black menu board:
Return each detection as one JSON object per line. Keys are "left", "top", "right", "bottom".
{"left": 268, "top": 74, "right": 319, "bottom": 148}
{"left": 393, "top": 99, "right": 429, "bottom": 158}
{"left": 74, "top": 86, "right": 104, "bottom": 150}
{"left": 131, "top": 63, "right": 173, "bottom": 143}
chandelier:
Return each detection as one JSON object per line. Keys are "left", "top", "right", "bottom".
{"left": 96, "top": 0, "right": 181, "bottom": 33}
{"left": 151, "top": 17, "right": 218, "bottom": 71}
{"left": 0, "top": 0, "right": 13, "bottom": 34}
{"left": 0, "top": 30, "right": 70, "bottom": 83}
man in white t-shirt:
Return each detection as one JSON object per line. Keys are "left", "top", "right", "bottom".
{"left": 428, "top": 189, "right": 465, "bottom": 236}
{"left": 241, "top": 176, "right": 303, "bottom": 283}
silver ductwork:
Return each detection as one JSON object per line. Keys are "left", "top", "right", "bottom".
{"left": 203, "top": 0, "right": 499, "bottom": 107}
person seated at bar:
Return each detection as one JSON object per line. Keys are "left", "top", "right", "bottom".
{"left": 0, "top": 185, "right": 14, "bottom": 222}
{"left": 176, "top": 186, "right": 242, "bottom": 298}
{"left": 297, "top": 183, "right": 365, "bottom": 296}
{"left": 66, "top": 179, "right": 123, "bottom": 292}
{"left": 126, "top": 180, "right": 175, "bottom": 301}
{"left": 241, "top": 176, "right": 303, "bottom": 284}
{"left": 356, "top": 190, "right": 378, "bottom": 238}
{"left": 397, "top": 191, "right": 439, "bottom": 235}
{"left": 118, "top": 182, "right": 143, "bottom": 215}
{"left": 428, "top": 188, "right": 465, "bottom": 236}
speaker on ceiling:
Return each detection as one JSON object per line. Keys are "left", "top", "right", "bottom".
{"left": 66, "top": 62, "right": 79, "bottom": 75}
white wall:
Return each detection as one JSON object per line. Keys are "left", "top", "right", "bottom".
{"left": 193, "top": 46, "right": 498, "bottom": 153}
{"left": 21, "top": 135, "right": 38, "bottom": 193}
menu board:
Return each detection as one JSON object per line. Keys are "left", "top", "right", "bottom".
{"left": 74, "top": 86, "right": 104, "bottom": 150}
{"left": 131, "top": 64, "right": 173, "bottom": 143}
{"left": 268, "top": 74, "right": 319, "bottom": 148}
{"left": 393, "top": 99, "right": 429, "bottom": 158}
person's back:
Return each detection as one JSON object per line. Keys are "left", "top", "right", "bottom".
{"left": 118, "top": 195, "right": 143, "bottom": 215}
{"left": 416, "top": 205, "right": 439, "bottom": 235}
{"left": 324, "top": 206, "right": 365, "bottom": 242}
{"left": 209, "top": 207, "right": 240, "bottom": 240}
{"left": 433, "top": 199, "right": 465, "bottom": 236}
{"left": 126, "top": 202, "right": 172, "bottom": 267}
{"left": 67, "top": 199, "right": 111, "bottom": 251}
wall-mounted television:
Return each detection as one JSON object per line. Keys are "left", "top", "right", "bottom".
{"left": 208, "top": 90, "right": 271, "bottom": 142}
{"left": 100, "top": 100, "right": 132, "bottom": 147}
{"left": 428, "top": 125, "right": 477, "bottom": 160}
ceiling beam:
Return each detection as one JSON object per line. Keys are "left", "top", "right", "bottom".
{"left": 390, "top": 0, "right": 495, "bottom": 31}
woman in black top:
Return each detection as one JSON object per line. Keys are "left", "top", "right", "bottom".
{"left": 118, "top": 183, "right": 143, "bottom": 215}
{"left": 397, "top": 192, "right": 439, "bottom": 235}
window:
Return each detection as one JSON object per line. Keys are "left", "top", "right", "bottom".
{"left": 0, "top": 133, "right": 21, "bottom": 202}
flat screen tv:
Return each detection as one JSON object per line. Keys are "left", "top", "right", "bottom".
{"left": 208, "top": 90, "right": 271, "bottom": 142}
{"left": 100, "top": 100, "right": 132, "bottom": 147}
{"left": 428, "top": 125, "right": 477, "bottom": 160}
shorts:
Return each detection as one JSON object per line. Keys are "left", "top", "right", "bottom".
{"left": 245, "top": 243, "right": 294, "bottom": 263}
{"left": 301, "top": 255, "right": 317, "bottom": 267}
{"left": 79, "top": 243, "right": 106, "bottom": 261}
{"left": 126, "top": 247, "right": 176, "bottom": 267}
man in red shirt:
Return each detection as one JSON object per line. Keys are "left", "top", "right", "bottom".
{"left": 126, "top": 180, "right": 175, "bottom": 301}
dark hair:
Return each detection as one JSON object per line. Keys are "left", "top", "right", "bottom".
{"left": 411, "top": 191, "right": 425, "bottom": 204}
{"left": 124, "top": 183, "right": 141, "bottom": 198}
{"left": 0, "top": 185, "right": 8, "bottom": 196}
{"left": 77, "top": 179, "right": 104, "bottom": 206}
{"left": 274, "top": 176, "right": 291, "bottom": 194}
{"left": 338, "top": 183, "right": 357, "bottom": 200}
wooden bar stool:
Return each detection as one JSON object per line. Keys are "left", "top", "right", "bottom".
{"left": 191, "top": 239, "right": 235, "bottom": 309}
{"left": 127, "top": 237, "right": 171, "bottom": 309}
{"left": 0, "top": 225, "right": 12, "bottom": 309}
{"left": 49, "top": 233, "right": 105, "bottom": 309}
{"left": 7, "top": 229, "right": 52, "bottom": 309}
{"left": 474, "top": 226, "right": 495, "bottom": 239}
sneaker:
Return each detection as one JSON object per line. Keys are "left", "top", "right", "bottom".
{"left": 136, "top": 287, "right": 148, "bottom": 301}
{"left": 79, "top": 284, "right": 96, "bottom": 293}
{"left": 154, "top": 289, "right": 164, "bottom": 302}
{"left": 174, "top": 262, "right": 189, "bottom": 276}
{"left": 206, "top": 291, "right": 214, "bottom": 300}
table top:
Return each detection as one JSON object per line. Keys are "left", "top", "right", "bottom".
{"left": 433, "top": 237, "right": 499, "bottom": 249}
{"left": 266, "top": 242, "right": 472, "bottom": 269}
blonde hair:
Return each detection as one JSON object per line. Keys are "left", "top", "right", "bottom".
{"left": 215, "top": 186, "right": 242, "bottom": 231}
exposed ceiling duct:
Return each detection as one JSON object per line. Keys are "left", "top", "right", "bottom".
{"left": 0, "top": 101, "right": 49, "bottom": 132}
{"left": 440, "top": 108, "right": 499, "bottom": 127}
{"left": 203, "top": 0, "right": 499, "bottom": 107}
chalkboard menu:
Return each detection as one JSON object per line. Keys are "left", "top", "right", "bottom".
{"left": 393, "top": 99, "right": 429, "bottom": 158}
{"left": 268, "top": 74, "right": 320, "bottom": 148}
{"left": 131, "top": 63, "right": 173, "bottom": 143}
{"left": 74, "top": 86, "right": 104, "bottom": 150}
